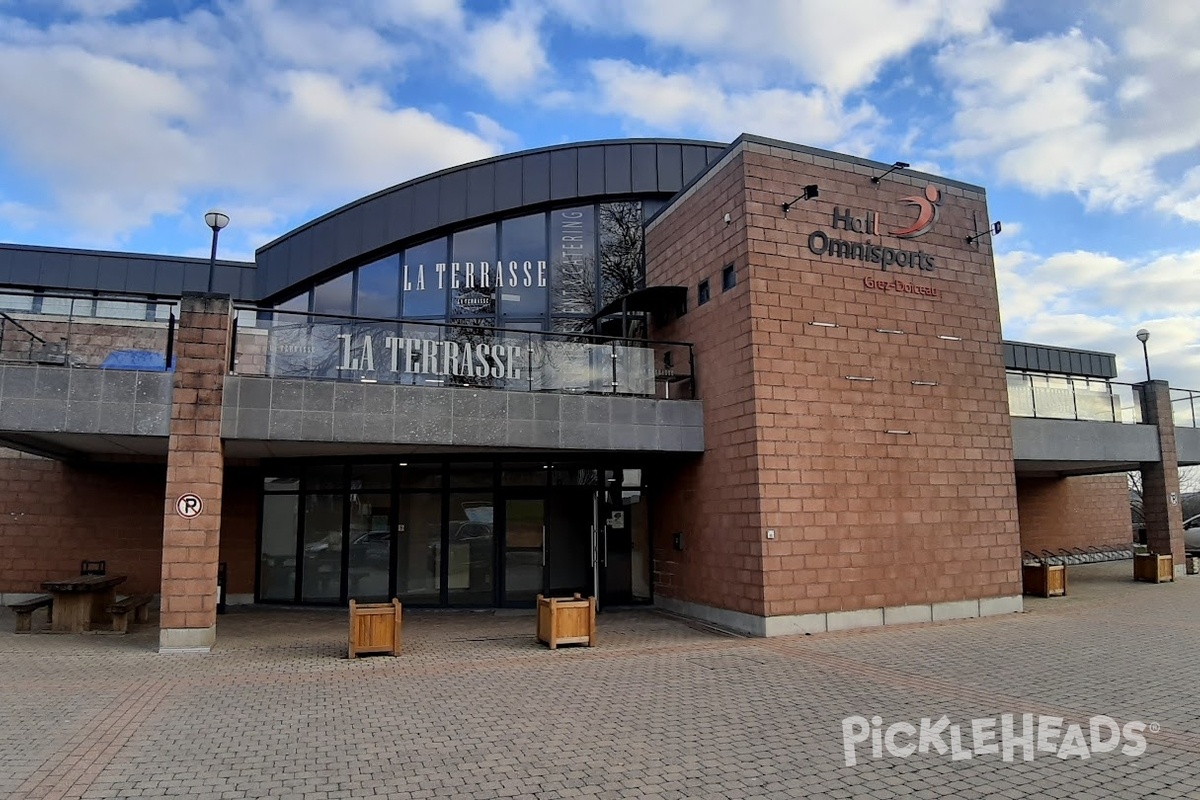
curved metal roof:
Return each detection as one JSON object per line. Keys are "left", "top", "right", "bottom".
{"left": 253, "top": 138, "right": 727, "bottom": 301}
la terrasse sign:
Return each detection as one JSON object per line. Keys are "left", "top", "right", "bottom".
{"left": 267, "top": 323, "right": 656, "bottom": 395}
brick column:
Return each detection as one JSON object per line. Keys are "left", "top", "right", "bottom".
{"left": 1139, "top": 380, "right": 1186, "bottom": 577}
{"left": 159, "top": 293, "right": 233, "bottom": 652}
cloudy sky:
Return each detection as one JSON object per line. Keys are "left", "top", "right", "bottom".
{"left": 0, "top": 0, "right": 1198, "bottom": 388}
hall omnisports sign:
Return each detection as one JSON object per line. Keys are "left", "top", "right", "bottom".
{"left": 806, "top": 185, "right": 943, "bottom": 278}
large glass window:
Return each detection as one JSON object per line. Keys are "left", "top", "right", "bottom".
{"left": 401, "top": 237, "right": 448, "bottom": 318}
{"left": 313, "top": 272, "right": 354, "bottom": 317}
{"left": 448, "top": 492, "right": 494, "bottom": 605}
{"left": 302, "top": 493, "right": 343, "bottom": 603}
{"left": 551, "top": 206, "right": 597, "bottom": 315}
{"left": 348, "top": 492, "right": 391, "bottom": 601}
{"left": 599, "top": 202, "right": 645, "bottom": 307}
{"left": 396, "top": 492, "right": 442, "bottom": 604}
{"left": 500, "top": 214, "right": 548, "bottom": 318}
{"left": 450, "top": 223, "right": 497, "bottom": 318}
{"left": 356, "top": 255, "right": 400, "bottom": 319}
{"left": 259, "top": 494, "right": 298, "bottom": 601}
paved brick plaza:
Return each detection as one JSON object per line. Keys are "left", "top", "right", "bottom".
{"left": 3, "top": 563, "right": 1200, "bottom": 799}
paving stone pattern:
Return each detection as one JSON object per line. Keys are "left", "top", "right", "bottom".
{"left": 3, "top": 563, "right": 1200, "bottom": 799}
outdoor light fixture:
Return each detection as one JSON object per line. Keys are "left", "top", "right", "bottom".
{"left": 875, "top": 328, "right": 905, "bottom": 335}
{"left": 1136, "top": 328, "right": 1151, "bottom": 381}
{"left": 845, "top": 375, "right": 876, "bottom": 382}
{"left": 966, "top": 220, "right": 1003, "bottom": 245}
{"left": 781, "top": 184, "right": 820, "bottom": 213}
{"left": 910, "top": 380, "right": 939, "bottom": 386}
{"left": 885, "top": 429, "right": 912, "bottom": 435}
{"left": 204, "top": 209, "right": 230, "bottom": 293}
{"left": 809, "top": 320, "right": 839, "bottom": 328}
{"left": 937, "top": 334, "right": 962, "bottom": 341}
{"left": 870, "top": 161, "right": 909, "bottom": 183}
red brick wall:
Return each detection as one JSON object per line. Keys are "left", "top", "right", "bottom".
{"left": 647, "top": 140, "right": 1022, "bottom": 620}
{"left": 0, "top": 448, "right": 260, "bottom": 596}
{"left": 648, "top": 151, "right": 767, "bottom": 615}
{"left": 0, "top": 449, "right": 165, "bottom": 594}
{"left": 1017, "top": 474, "right": 1132, "bottom": 555}
{"left": 160, "top": 295, "right": 233, "bottom": 631}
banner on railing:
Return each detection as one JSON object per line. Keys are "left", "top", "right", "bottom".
{"left": 266, "top": 321, "right": 655, "bottom": 395}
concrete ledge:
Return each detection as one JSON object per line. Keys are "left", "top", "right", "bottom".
{"left": 657, "top": 594, "right": 1024, "bottom": 638}
{"left": 159, "top": 626, "right": 215, "bottom": 653}
{"left": 932, "top": 599, "right": 980, "bottom": 621}
{"left": 654, "top": 596, "right": 766, "bottom": 636}
{"left": 225, "top": 593, "right": 255, "bottom": 606}
{"left": 980, "top": 595, "right": 1024, "bottom": 616}
{"left": 883, "top": 604, "right": 933, "bottom": 626}
{"left": 826, "top": 608, "right": 884, "bottom": 632}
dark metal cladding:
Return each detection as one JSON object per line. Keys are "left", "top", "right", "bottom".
{"left": 1003, "top": 341, "right": 1118, "bottom": 379}
{"left": 252, "top": 139, "right": 725, "bottom": 302}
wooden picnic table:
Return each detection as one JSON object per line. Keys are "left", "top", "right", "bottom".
{"left": 40, "top": 574, "right": 127, "bottom": 633}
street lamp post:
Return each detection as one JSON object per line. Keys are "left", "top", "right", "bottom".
{"left": 1136, "top": 328, "right": 1151, "bottom": 382}
{"left": 204, "top": 210, "right": 230, "bottom": 293}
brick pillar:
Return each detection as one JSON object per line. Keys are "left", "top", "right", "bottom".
{"left": 159, "top": 293, "right": 232, "bottom": 652}
{"left": 1139, "top": 380, "right": 1186, "bottom": 577}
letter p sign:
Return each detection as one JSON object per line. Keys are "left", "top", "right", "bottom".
{"left": 176, "top": 493, "right": 204, "bottom": 518}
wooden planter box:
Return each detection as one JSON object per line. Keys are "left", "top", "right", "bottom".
{"left": 536, "top": 594, "right": 596, "bottom": 649}
{"left": 1022, "top": 563, "right": 1066, "bottom": 597}
{"left": 1134, "top": 553, "right": 1174, "bottom": 584}
{"left": 1186, "top": 556, "right": 1200, "bottom": 576}
{"left": 348, "top": 598, "right": 402, "bottom": 658}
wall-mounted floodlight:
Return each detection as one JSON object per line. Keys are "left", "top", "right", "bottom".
{"left": 781, "top": 185, "right": 819, "bottom": 213}
{"left": 870, "top": 161, "right": 909, "bottom": 184}
{"left": 966, "top": 220, "right": 1003, "bottom": 244}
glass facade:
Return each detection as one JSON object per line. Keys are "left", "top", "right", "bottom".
{"left": 270, "top": 201, "right": 652, "bottom": 331}
{"left": 257, "top": 460, "right": 653, "bottom": 608}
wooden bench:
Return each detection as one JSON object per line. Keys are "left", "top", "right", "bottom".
{"left": 106, "top": 595, "right": 154, "bottom": 634}
{"left": 9, "top": 595, "right": 53, "bottom": 633}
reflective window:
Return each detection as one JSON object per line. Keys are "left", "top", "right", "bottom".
{"left": 499, "top": 214, "right": 548, "bottom": 318}
{"left": 448, "top": 492, "right": 494, "bottom": 605}
{"left": 551, "top": 207, "right": 596, "bottom": 315}
{"left": 396, "top": 492, "right": 441, "bottom": 604}
{"left": 401, "top": 238, "right": 447, "bottom": 318}
{"left": 356, "top": 255, "right": 399, "bottom": 319}
{"left": 313, "top": 271, "right": 353, "bottom": 317}
{"left": 259, "top": 494, "right": 298, "bottom": 602}
{"left": 450, "top": 224, "right": 497, "bottom": 317}
{"left": 301, "top": 493, "right": 343, "bottom": 603}
{"left": 348, "top": 492, "right": 391, "bottom": 601}
{"left": 599, "top": 202, "right": 644, "bottom": 307}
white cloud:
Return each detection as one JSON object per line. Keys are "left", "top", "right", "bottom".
{"left": 937, "top": 7, "right": 1200, "bottom": 220}
{"left": 998, "top": 246, "right": 1200, "bottom": 388}
{"left": 460, "top": 1, "right": 549, "bottom": 97}
{"left": 587, "top": 60, "right": 879, "bottom": 150}
{"left": 0, "top": 2, "right": 504, "bottom": 247}
{"left": 548, "top": 0, "right": 1001, "bottom": 95}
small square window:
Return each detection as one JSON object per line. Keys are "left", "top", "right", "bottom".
{"left": 697, "top": 279, "right": 711, "bottom": 306}
{"left": 722, "top": 264, "right": 736, "bottom": 291}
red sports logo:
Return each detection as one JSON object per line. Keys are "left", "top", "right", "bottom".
{"left": 889, "top": 185, "right": 940, "bottom": 239}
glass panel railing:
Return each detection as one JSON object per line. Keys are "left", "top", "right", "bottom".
{"left": 238, "top": 309, "right": 692, "bottom": 399}
{"left": 0, "top": 290, "right": 176, "bottom": 371}
{"left": 1006, "top": 371, "right": 1143, "bottom": 424}
{"left": 1171, "top": 390, "right": 1200, "bottom": 429}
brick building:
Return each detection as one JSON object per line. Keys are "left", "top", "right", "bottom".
{"left": 0, "top": 134, "right": 1190, "bottom": 651}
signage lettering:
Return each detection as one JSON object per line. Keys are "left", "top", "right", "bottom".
{"left": 334, "top": 333, "right": 522, "bottom": 380}
{"left": 402, "top": 260, "right": 548, "bottom": 291}
{"left": 803, "top": 186, "right": 944, "bottom": 274}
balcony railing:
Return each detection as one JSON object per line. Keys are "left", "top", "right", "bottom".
{"left": 232, "top": 308, "right": 696, "bottom": 400}
{"left": 0, "top": 290, "right": 177, "bottom": 371}
{"left": 1006, "top": 371, "right": 1144, "bottom": 424}
{"left": 1006, "top": 371, "right": 1200, "bottom": 429}
{"left": 1171, "top": 388, "right": 1200, "bottom": 429}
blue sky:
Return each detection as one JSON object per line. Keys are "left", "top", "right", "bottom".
{"left": 0, "top": 0, "right": 1198, "bottom": 388}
